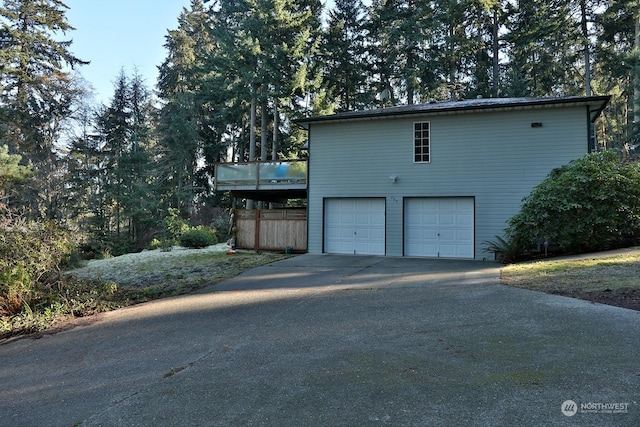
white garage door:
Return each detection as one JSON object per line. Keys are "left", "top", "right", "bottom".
{"left": 324, "top": 198, "right": 385, "bottom": 255}
{"left": 404, "top": 198, "right": 474, "bottom": 258}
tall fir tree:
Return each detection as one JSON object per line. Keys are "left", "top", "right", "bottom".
{"left": 0, "top": 0, "right": 87, "bottom": 218}
{"left": 89, "top": 70, "right": 156, "bottom": 251}
{"left": 596, "top": 0, "right": 640, "bottom": 141}
{"left": 503, "top": 0, "right": 581, "bottom": 97}
{"left": 208, "top": 0, "right": 322, "bottom": 160}
{"left": 321, "top": 0, "right": 372, "bottom": 111}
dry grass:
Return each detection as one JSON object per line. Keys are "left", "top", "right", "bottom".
{"left": 501, "top": 249, "right": 640, "bottom": 310}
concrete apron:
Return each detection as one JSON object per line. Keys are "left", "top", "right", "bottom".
{"left": 0, "top": 254, "right": 638, "bottom": 426}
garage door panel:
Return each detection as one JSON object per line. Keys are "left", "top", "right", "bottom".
{"left": 338, "top": 213, "right": 354, "bottom": 225}
{"left": 370, "top": 228, "right": 385, "bottom": 239}
{"left": 439, "top": 215, "right": 455, "bottom": 226}
{"left": 439, "top": 199, "right": 456, "bottom": 209}
{"left": 404, "top": 198, "right": 474, "bottom": 258}
{"left": 456, "top": 229, "right": 474, "bottom": 240}
{"left": 438, "top": 245, "right": 457, "bottom": 258}
{"left": 457, "top": 218, "right": 473, "bottom": 227}
{"left": 325, "top": 198, "right": 385, "bottom": 255}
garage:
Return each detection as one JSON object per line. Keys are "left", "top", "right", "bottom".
{"left": 324, "top": 198, "right": 386, "bottom": 255}
{"left": 404, "top": 197, "right": 474, "bottom": 258}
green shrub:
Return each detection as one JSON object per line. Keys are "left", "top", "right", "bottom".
{"left": 160, "top": 238, "right": 175, "bottom": 252}
{"left": 162, "top": 208, "right": 190, "bottom": 239}
{"left": 507, "top": 151, "right": 640, "bottom": 254}
{"left": 482, "top": 235, "right": 528, "bottom": 264}
{"left": 0, "top": 219, "right": 76, "bottom": 316}
{"left": 210, "top": 211, "right": 232, "bottom": 241}
{"left": 0, "top": 263, "right": 33, "bottom": 315}
{"left": 148, "top": 238, "right": 161, "bottom": 250}
{"left": 179, "top": 226, "right": 218, "bottom": 249}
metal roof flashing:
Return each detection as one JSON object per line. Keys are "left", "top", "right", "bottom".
{"left": 294, "top": 96, "right": 611, "bottom": 128}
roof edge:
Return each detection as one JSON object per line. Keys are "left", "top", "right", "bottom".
{"left": 294, "top": 95, "right": 612, "bottom": 127}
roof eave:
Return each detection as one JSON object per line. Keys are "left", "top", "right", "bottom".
{"left": 294, "top": 96, "right": 612, "bottom": 127}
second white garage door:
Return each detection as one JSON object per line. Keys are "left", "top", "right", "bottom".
{"left": 324, "top": 198, "right": 385, "bottom": 255}
{"left": 404, "top": 197, "right": 474, "bottom": 258}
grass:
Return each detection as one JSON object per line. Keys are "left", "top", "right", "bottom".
{"left": 1, "top": 246, "right": 289, "bottom": 340}
{"left": 501, "top": 249, "right": 640, "bottom": 309}
{"left": 71, "top": 245, "right": 287, "bottom": 293}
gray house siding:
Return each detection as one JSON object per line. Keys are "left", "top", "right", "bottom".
{"left": 307, "top": 105, "right": 591, "bottom": 259}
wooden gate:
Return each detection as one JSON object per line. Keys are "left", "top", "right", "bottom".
{"left": 235, "top": 209, "right": 307, "bottom": 252}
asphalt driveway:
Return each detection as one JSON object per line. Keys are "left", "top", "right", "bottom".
{"left": 0, "top": 254, "right": 638, "bottom": 426}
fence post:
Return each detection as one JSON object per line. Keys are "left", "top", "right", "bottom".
{"left": 254, "top": 209, "right": 260, "bottom": 251}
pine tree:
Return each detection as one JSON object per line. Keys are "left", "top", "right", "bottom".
{"left": 0, "top": 0, "right": 87, "bottom": 217}
{"left": 0, "top": 145, "right": 32, "bottom": 203}
{"left": 158, "top": 0, "right": 216, "bottom": 214}
{"left": 121, "top": 72, "right": 156, "bottom": 247}
{"left": 467, "top": 0, "right": 508, "bottom": 98}
{"left": 503, "top": 0, "right": 581, "bottom": 97}
{"left": 321, "top": 0, "right": 372, "bottom": 111}
{"left": 593, "top": 0, "right": 640, "bottom": 146}
{"left": 90, "top": 70, "right": 156, "bottom": 250}
{"left": 209, "top": 0, "right": 322, "bottom": 158}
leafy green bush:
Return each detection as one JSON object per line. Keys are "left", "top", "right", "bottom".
{"left": 507, "top": 151, "right": 640, "bottom": 254}
{"left": 0, "top": 219, "right": 76, "bottom": 316}
{"left": 163, "top": 208, "right": 190, "bottom": 239}
{"left": 179, "top": 226, "right": 218, "bottom": 249}
{"left": 148, "top": 238, "right": 161, "bottom": 250}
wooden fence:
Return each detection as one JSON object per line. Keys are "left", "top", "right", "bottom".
{"left": 235, "top": 208, "right": 307, "bottom": 252}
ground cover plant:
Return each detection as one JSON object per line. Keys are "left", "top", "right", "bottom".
{"left": 1, "top": 245, "right": 288, "bottom": 340}
{"left": 501, "top": 250, "right": 640, "bottom": 311}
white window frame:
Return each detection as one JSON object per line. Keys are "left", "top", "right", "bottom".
{"left": 413, "top": 121, "right": 430, "bottom": 163}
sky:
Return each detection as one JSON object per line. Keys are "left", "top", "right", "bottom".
{"left": 65, "top": 0, "right": 193, "bottom": 105}
{"left": 62, "top": 1, "right": 340, "bottom": 106}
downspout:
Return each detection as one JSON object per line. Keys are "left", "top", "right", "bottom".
{"left": 305, "top": 124, "right": 311, "bottom": 254}
{"left": 588, "top": 102, "right": 608, "bottom": 152}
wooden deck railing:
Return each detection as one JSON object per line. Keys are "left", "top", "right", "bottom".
{"left": 214, "top": 160, "right": 307, "bottom": 191}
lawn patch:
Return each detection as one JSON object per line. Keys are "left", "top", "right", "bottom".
{"left": 501, "top": 250, "right": 640, "bottom": 310}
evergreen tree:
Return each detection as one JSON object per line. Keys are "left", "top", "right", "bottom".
{"left": 158, "top": 0, "right": 218, "bottom": 214}
{"left": 208, "top": 0, "right": 322, "bottom": 159}
{"left": 503, "top": 0, "right": 581, "bottom": 97}
{"left": 320, "top": 0, "right": 371, "bottom": 111}
{"left": 0, "top": 0, "right": 87, "bottom": 217}
{"left": 596, "top": 0, "right": 640, "bottom": 140}
{"left": 89, "top": 70, "right": 157, "bottom": 250}
{"left": 121, "top": 72, "right": 156, "bottom": 247}
{"left": 467, "top": 0, "right": 508, "bottom": 98}
{"left": 66, "top": 113, "right": 110, "bottom": 239}
{"left": 0, "top": 144, "right": 32, "bottom": 203}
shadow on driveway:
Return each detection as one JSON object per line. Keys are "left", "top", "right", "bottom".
{"left": 0, "top": 254, "right": 637, "bottom": 426}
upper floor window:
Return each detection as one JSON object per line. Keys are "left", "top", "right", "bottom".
{"left": 414, "top": 122, "right": 430, "bottom": 163}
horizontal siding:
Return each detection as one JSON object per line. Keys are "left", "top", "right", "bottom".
{"left": 308, "top": 106, "right": 589, "bottom": 258}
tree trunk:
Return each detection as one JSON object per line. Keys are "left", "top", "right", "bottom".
{"left": 261, "top": 100, "right": 268, "bottom": 161}
{"left": 635, "top": 12, "right": 640, "bottom": 128}
{"left": 491, "top": 9, "right": 500, "bottom": 97}
{"left": 247, "top": 94, "right": 256, "bottom": 210}
{"left": 580, "top": 0, "right": 591, "bottom": 96}
{"left": 272, "top": 98, "right": 279, "bottom": 160}
{"left": 249, "top": 95, "right": 256, "bottom": 162}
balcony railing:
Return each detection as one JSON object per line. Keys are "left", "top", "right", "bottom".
{"left": 214, "top": 160, "right": 307, "bottom": 191}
